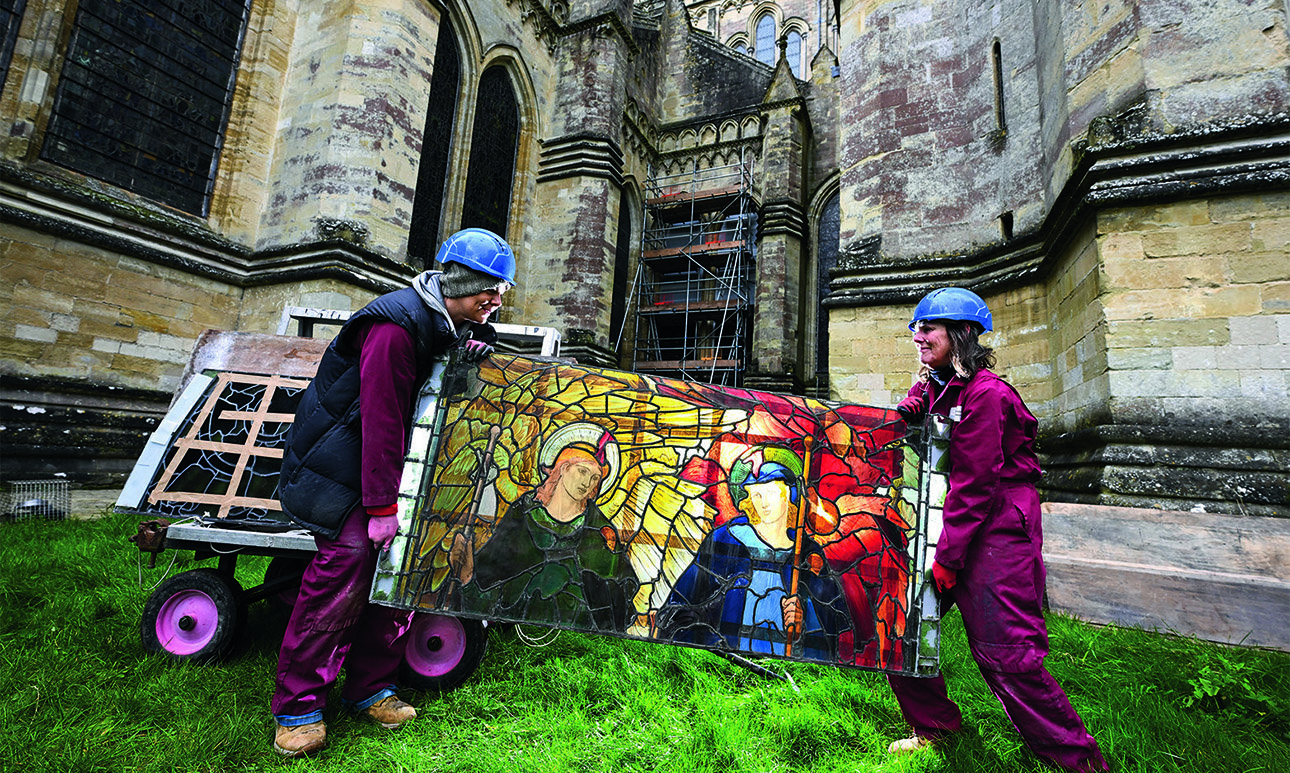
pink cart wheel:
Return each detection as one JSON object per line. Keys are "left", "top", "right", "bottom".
{"left": 401, "top": 613, "right": 488, "bottom": 692}
{"left": 141, "top": 568, "right": 243, "bottom": 663}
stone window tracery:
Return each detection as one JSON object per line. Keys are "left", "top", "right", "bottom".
{"left": 409, "top": 16, "right": 462, "bottom": 267}
{"left": 755, "top": 13, "right": 775, "bottom": 66}
{"left": 461, "top": 65, "right": 519, "bottom": 238}
{"left": 40, "top": 0, "right": 251, "bottom": 215}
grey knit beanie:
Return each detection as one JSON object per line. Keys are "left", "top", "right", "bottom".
{"left": 441, "top": 261, "right": 505, "bottom": 298}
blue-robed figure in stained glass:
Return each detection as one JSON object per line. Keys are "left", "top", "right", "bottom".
{"left": 658, "top": 445, "right": 844, "bottom": 659}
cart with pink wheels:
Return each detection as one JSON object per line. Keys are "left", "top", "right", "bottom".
{"left": 131, "top": 517, "right": 489, "bottom": 691}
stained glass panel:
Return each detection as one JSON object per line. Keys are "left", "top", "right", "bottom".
{"left": 374, "top": 355, "right": 945, "bottom": 675}
{"left": 117, "top": 371, "right": 307, "bottom": 524}
{"left": 116, "top": 331, "right": 328, "bottom": 527}
{"left": 755, "top": 14, "right": 775, "bottom": 66}
{"left": 787, "top": 29, "right": 802, "bottom": 79}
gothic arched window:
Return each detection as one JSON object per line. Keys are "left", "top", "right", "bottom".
{"left": 816, "top": 191, "right": 840, "bottom": 388}
{"left": 408, "top": 16, "right": 461, "bottom": 267}
{"left": 41, "top": 0, "right": 250, "bottom": 215}
{"left": 461, "top": 66, "right": 519, "bottom": 238}
{"left": 1, "top": 0, "right": 25, "bottom": 80}
{"left": 755, "top": 14, "right": 776, "bottom": 66}
{"left": 609, "top": 189, "right": 633, "bottom": 353}
{"left": 786, "top": 29, "right": 803, "bottom": 78}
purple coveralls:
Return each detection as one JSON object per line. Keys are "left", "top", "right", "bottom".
{"left": 887, "top": 369, "right": 1108, "bottom": 772}
{"left": 271, "top": 321, "right": 419, "bottom": 725}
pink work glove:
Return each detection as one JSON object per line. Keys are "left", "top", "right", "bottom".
{"left": 932, "top": 560, "right": 958, "bottom": 593}
{"left": 461, "top": 338, "right": 494, "bottom": 363}
{"left": 896, "top": 392, "right": 927, "bottom": 422}
{"left": 366, "top": 507, "right": 400, "bottom": 551}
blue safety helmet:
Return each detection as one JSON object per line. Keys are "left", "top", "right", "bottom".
{"left": 435, "top": 228, "right": 518, "bottom": 286}
{"left": 908, "top": 287, "right": 993, "bottom": 332}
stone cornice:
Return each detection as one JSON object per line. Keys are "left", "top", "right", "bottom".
{"left": 759, "top": 198, "right": 806, "bottom": 238}
{"left": 537, "top": 134, "right": 626, "bottom": 185}
{"left": 826, "top": 114, "right": 1290, "bottom": 308}
{"left": 655, "top": 135, "right": 762, "bottom": 160}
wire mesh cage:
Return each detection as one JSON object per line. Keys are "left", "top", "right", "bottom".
{"left": 2, "top": 479, "right": 71, "bottom": 521}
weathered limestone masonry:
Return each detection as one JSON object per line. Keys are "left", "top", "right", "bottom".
{"left": 524, "top": 0, "right": 637, "bottom": 366}
{"left": 830, "top": 0, "right": 1289, "bottom": 512}
{"left": 2, "top": 0, "right": 833, "bottom": 486}
{"left": 1, "top": 0, "right": 543, "bottom": 483}
{"left": 259, "top": 0, "right": 442, "bottom": 253}
{"left": 828, "top": 0, "right": 1289, "bottom": 646}
{"left": 749, "top": 60, "right": 810, "bottom": 392}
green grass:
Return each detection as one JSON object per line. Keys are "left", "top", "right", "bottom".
{"left": 2, "top": 512, "right": 1287, "bottom": 772}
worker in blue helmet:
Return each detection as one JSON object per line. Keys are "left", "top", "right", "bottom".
{"left": 886, "top": 288, "right": 1108, "bottom": 771}
{"left": 907, "top": 286, "right": 993, "bottom": 333}
{"left": 271, "top": 228, "right": 516, "bottom": 758}
{"left": 434, "top": 227, "right": 518, "bottom": 287}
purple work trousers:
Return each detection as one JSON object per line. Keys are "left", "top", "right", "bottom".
{"left": 271, "top": 506, "right": 414, "bottom": 724}
{"left": 887, "top": 485, "right": 1107, "bottom": 772}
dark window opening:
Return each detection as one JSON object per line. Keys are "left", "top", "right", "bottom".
{"left": 2, "top": 0, "right": 26, "bottom": 81}
{"left": 1000, "top": 210, "right": 1014, "bottom": 241}
{"left": 992, "top": 39, "right": 1006, "bottom": 131}
{"left": 609, "top": 192, "right": 632, "bottom": 351}
{"left": 460, "top": 66, "right": 518, "bottom": 238}
{"left": 408, "top": 16, "right": 461, "bottom": 268}
{"left": 816, "top": 192, "right": 840, "bottom": 393}
{"left": 41, "top": 0, "right": 251, "bottom": 215}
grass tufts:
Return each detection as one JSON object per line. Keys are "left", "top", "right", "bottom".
{"left": 1, "top": 511, "right": 1288, "bottom": 771}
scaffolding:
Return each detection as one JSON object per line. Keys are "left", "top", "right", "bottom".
{"left": 630, "top": 156, "right": 756, "bottom": 386}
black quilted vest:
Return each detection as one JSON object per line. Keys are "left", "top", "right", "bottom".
{"left": 277, "top": 286, "right": 491, "bottom": 537}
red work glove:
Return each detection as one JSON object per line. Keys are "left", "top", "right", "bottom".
{"left": 932, "top": 561, "right": 957, "bottom": 593}
{"left": 367, "top": 510, "right": 400, "bottom": 552}
{"left": 896, "top": 392, "right": 927, "bottom": 422}
{"left": 461, "top": 338, "right": 494, "bottom": 363}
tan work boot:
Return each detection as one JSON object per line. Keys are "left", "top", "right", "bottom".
{"left": 888, "top": 735, "right": 934, "bottom": 754}
{"left": 273, "top": 720, "right": 326, "bottom": 758}
{"left": 364, "top": 695, "right": 416, "bottom": 729}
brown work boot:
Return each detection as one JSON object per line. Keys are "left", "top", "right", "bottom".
{"left": 364, "top": 695, "right": 416, "bottom": 729}
{"left": 273, "top": 720, "right": 326, "bottom": 758}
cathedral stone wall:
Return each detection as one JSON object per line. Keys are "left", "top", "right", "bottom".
{"left": 1096, "top": 192, "right": 1290, "bottom": 432}
{"left": 2, "top": 224, "right": 242, "bottom": 390}
{"left": 829, "top": 189, "right": 1290, "bottom": 516}
{"left": 829, "top": 0, "right": 1289, "bottom": 516}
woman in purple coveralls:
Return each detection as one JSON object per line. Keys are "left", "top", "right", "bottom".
{"left": 886, "top": 287, "right": 1108, "bottom": 772}
{"left": 269, "top": 229, "right": 516, "bottom": 758}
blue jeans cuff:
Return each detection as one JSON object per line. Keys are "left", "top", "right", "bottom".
{"left": 274, "top": 710, "right": 324, "bottom": 727}
{"left": 343, "top": 686, "right": 396, "bottom": 713}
